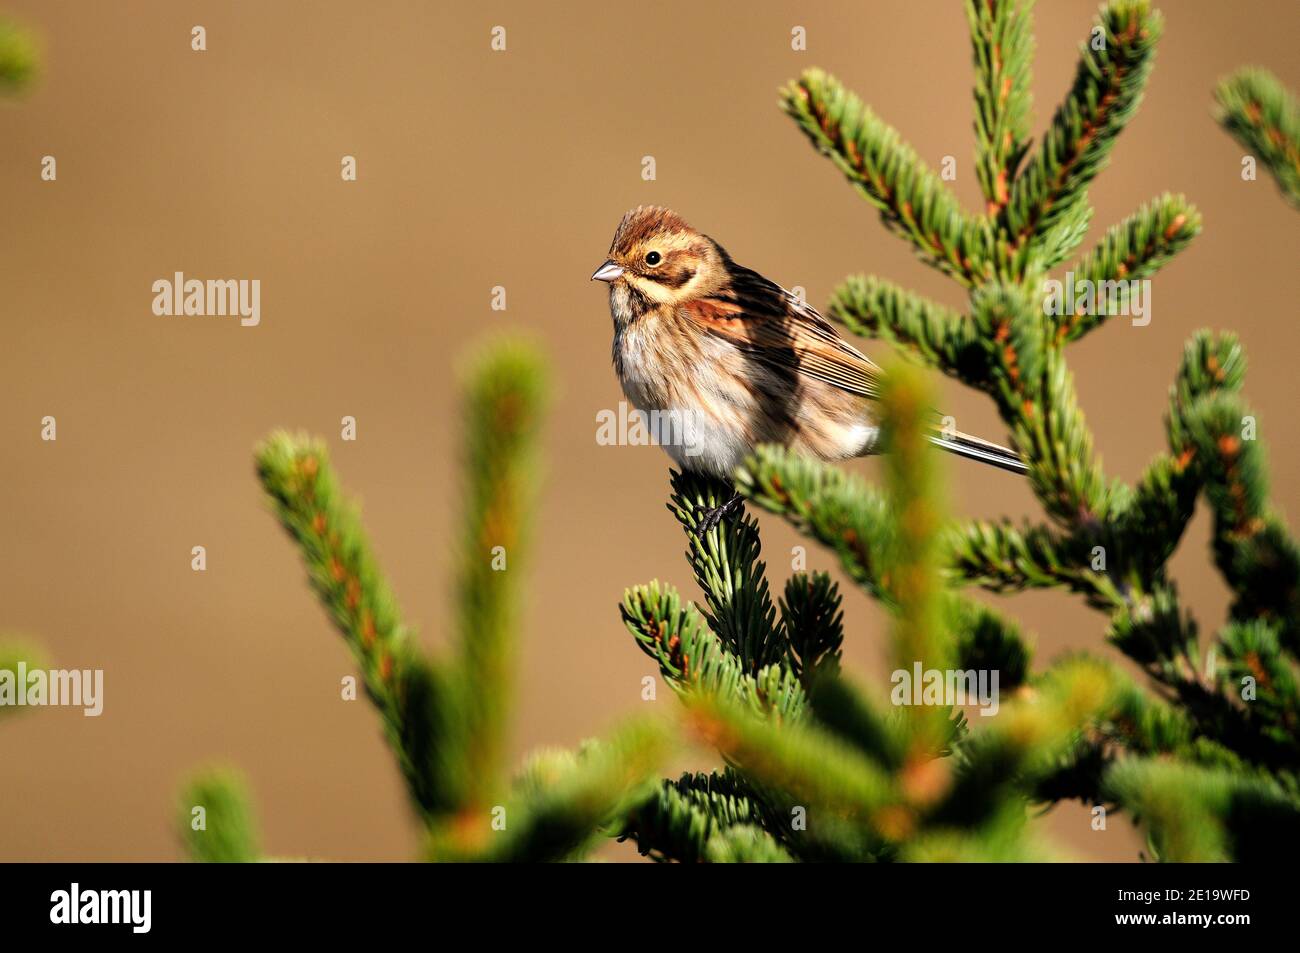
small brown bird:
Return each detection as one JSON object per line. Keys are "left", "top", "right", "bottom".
{"left": 592, "top": 206, "right": 1025, "bottom": 530}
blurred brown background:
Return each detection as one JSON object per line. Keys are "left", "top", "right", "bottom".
{"left": 1, "top": 0, "right": 1296, "bottom": 861}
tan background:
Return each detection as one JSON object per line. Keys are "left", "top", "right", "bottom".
{"left": 1, "top": 0, "right": 1296, "bottom": 861}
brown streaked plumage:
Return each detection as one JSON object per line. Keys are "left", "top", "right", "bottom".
{"left": 591, "top": 206, "right": 1025, "bottom": 515}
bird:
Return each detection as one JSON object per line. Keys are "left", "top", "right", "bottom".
{"left": 591, "top": 206, "right": 1026, "bottom": 533}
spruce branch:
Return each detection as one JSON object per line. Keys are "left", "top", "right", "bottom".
{"left": 620, "top": 581, "right": 808, "bottom": 719}
{"left": 685, "top": 692, "right": 899, "bottom": 832}
{"left": 178, "top": 769, "right": 260, "bottom": 863}
{"left": 1216, "top": 516, "right": 1300, "bottom": 654}
{"left": 779, "top": 571, "right": 844, "bottom": 685}
{"left": 1217, "top": 620, "right": 1300, "bottom": 757}
{"left": 733, "top": 444, "right": 893, "bottom": 600}
{"left": 1105, "top": 584, "right": 1200, "bottom": 685}
{"left": 1171, "top": 329, "right": 1248, "bottom": 407}
{"left": 1215, "top": 67, "right": 1300, "bottom": 209}
{"left": 1054, "top": 194, "right": 1202, "bottom": 344}
{"left": 967, "top": 0, "right": 1037, "bottom": 214}
{"left": 0, "top": 18, "right": 36, "bottom": 92}
{"left": 806, "top": 674, "right": 910, "bottom": 771}
{"left": 1104, "top": 759, "right": 1300, "bottom": 861}
{"left": 667, "top": 471, "right": 785, "bottom": 673}
{"left": 945, "top": 518, "right": 1103, "bottom": 597}
{"left": 255, "top": 433, "right": 412, "bottom": 733}
{"left": 1101, "top": 590, "right": 1281, "bottom": 771}
{"left": 1183, "top": 391, "right": 1300, "bottom": 648}
{"left": 900, "top": 816, "right": 1049, "bottom": 862}
{"left": 1118, "top": 454, "right": 1199, "bottom": 581}
{"left": 702, "top": 824, "right": 797, "bottom": 862}
{"left": 1029, "top": 350, "right": 1118, "bottom": 528}
{"left": 1031, "top": 198, "right": 1094, "bottom": 273}
{"left": 429, "top": 719, "right": 671, "bottom": 862}
{"left": 970, "top": 283, "right": 1119, "bottom": 529}
{"left": 1117, "top": 330, "right": 1248, "bottom": 580}
{"left": 0, "top": 641, "right": 44, "bottom": 721}
{"left": 256, "top": 433, "right": 471, "bottom": 819}
{"left": 616, "top": 770, "right": 777, "bottom": 863}
{"left": 878, "top": 363, "right": 955, "bottom": 750}
{"left": 1002, "top": 0, "right": 1162, "bottom": 258}
{"left": 605, "top": 0, "right": 1300, "bottom": 863}
{"left": 734, "top": 440, "right": 1038, "bottom": 666}
{"left": 1029, "top": 658, "right": 1247, "bottom": 807}
{"left": 455, "top": 340, "right": 548, "bottom": 810}
{"left": 952, "top": 601, "right": 1032, "bottom": 692}
{"left": 241, "top": 338, "right": 673, "bottom": 861}
{"left": 1105, "top": 661, "right": 1207, "bottom": 757}
{"left": 782, "top": 69, "right": 994, "bottom": 287}
{"left": 255, "top": 340, "right": 555, "bottom": 826}
{"left": 826, "top": 275, "right": 990, "bottom": 386}
{"left": 933, "top": 656, "right": 1120, "bottom": 829}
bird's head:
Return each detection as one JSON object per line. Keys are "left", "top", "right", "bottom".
{"left": 591, "top": 206, "right": 727, "bottom": 308}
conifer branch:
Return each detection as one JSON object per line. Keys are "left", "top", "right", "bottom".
{"left": 945, "top": 518, "right": 1102, "bottom": 596}
{"left": 0, "top": 18, "right": 36, "bottom": 91}
{"left": 1217, "top": 620, "right": 1300, "bottom": 757}
{"left": 1104, "top": 759, "right": 1300, "bottom": 861}
{"left": 951, "top": 601, "right": 1032, "bottom": 692}
{"left": 1185, "top": 394, "right": 1300, "bottom": 649}
{"left": 1054, "top": 194, "right": 1202, "bottom": 344}
{"left": 616, "top": 770, "right": 777, "bottom": 863}
{"left": 429, "top": 719, "right": 671, "bottom": 862}
{"left": 1117, "top": 331, "right": 1248, "bottom": 580}
{"left": 827, "top": 275, "right": 990, "bottom": 386}
{"left": 0, "top": 642, "right": 44, "bottom": 721}
{"left": 971, "top": 284, "right": 1120, "bottom": 529}
{"left": 685, "top": 693, "right": 899, "bottom": 830}
{"left": 878, "top": 364, "right": 955, "bottom": 749}
{"left": 937, "top": 657, "right": 1120, "bottom": 821}
{"left": 702, "top": 824, "right": 798, "bottom": 862}
{"left": 1030, "top": 660, "right": 1248, "bottom": 807}
{"left": 1117, "top": 454, "right": 1198, "bottom": 579}
{"left": 620, "top": 581, "right": 808, "bottom": 720}
{"left": 256, "top": 433, "right": 413, "bottom": 736}
{"left": 733, "top": 444, "right": 893, "bottom": 600}
{"left": 1101, "top": 591, "right": 1280, "bottom": 771}
{"left": 1105, "top": 585, "right": 1200, "bottom": 687}
{"left": 1215, "top": 67, "right": 1300, "bottom": 209}
{"left": 178, "top": 769, "right": 260, "bottom": 863}
{"left": 967, "top": 0, "right": 1037, "bottom": 214}
{"left": 455, "top": 341, "right": 548, "bottom": 811}
{"left": 668, "top": 471, "right": 785, "bottom": 672}
{"left": 235, "top": 338, "right": 671, "bottom": 861}
{"left": 782, "top": 69, "right": 994, "bottom": 287}
{"left": 779, "top": 572, "right": 844, "bottom": 685}
{"left": 1030, "top": 197, "right": 1095, "bottom": 274}
{"left": 1002, "top": 0, "right": 1162, "bottom": 258}
{"left": 734, "top": 440, "right": 1038, "bottom": 668}
{"left": 805, "top": 675, "right": 911, "bottom": 770}
{"left": 616, "top": 0, "right": 1300, "bottom": 861}
{"left": 917, "top": 658, "right": 1117, "bottom": 851}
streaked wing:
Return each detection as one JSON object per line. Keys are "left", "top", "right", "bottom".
{"left": 680, "top": 263, "right": 882, "bottom": 399}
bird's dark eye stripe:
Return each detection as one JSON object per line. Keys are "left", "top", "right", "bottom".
{"left": 659, "top": 267, "right": 695, "bottom": 289}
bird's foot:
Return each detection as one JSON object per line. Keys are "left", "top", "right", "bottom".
{"left": 693, "top": 493, "right": 744, "bottom": 540}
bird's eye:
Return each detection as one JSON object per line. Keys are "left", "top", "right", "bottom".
{"left": 645, "top": 251, "right": 662, "bottom": 266}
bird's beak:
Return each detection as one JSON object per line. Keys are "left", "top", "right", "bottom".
{"left": 591, "top": 260, "right": 624, "bottom": 282}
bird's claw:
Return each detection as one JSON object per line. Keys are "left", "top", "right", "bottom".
{"left": 693, "top": 494, "right": 743, "bottom": 540}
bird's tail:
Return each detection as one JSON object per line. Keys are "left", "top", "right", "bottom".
{"left": 927, "top": 424, "right": 1028, "bottom": 475}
